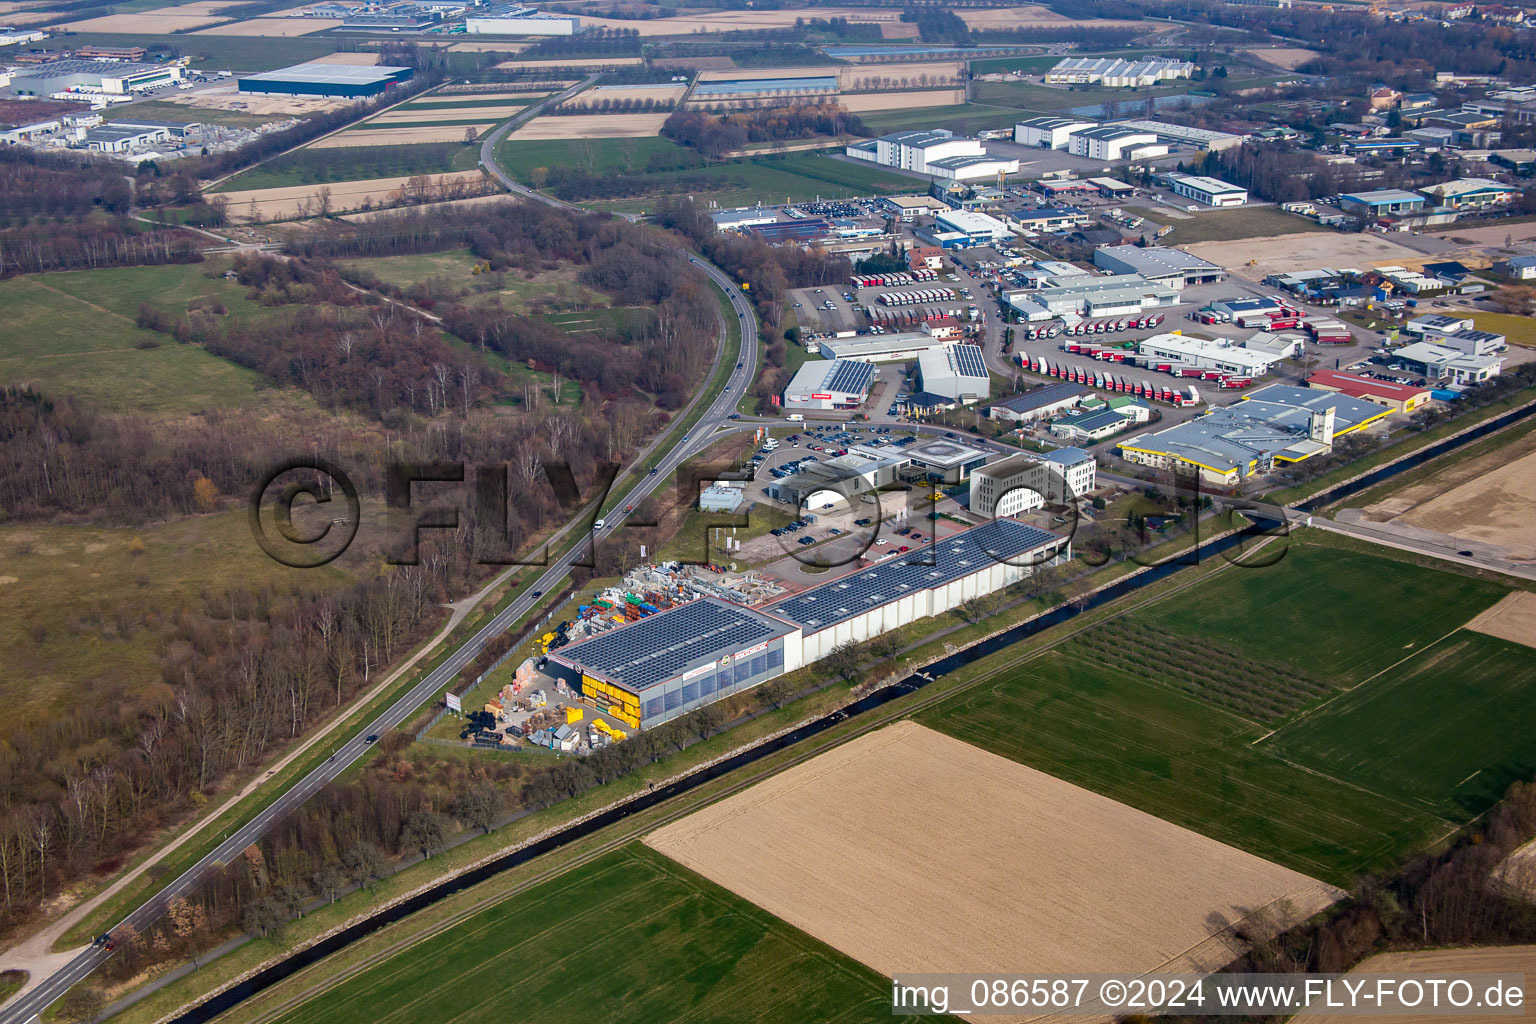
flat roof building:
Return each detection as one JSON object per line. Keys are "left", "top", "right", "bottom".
{"left": 465, "top": 4, "right": 580, "bottom": 34}
{"left": 1418, "top": 177, "right": 1520, "bottom": 208}
{"left": 1110, "top": 119, "right": 1244, "bottom": 151}
{"left": 846, "top": 129, "right": 986, "bottom": 177}
{"left": 711, "top": 207, "right": 778, "bottom": 231}
{"left": 1339, "top": 189, "right": 1425, "bottom": 217}
{"left": 1006, "top": 275, "right": 1179, "bottom": 320}
{"left": 916, "top": 343, "right": 989, "bottom": 403}
{"left": 881, "top": 194, "right": 953, "bottom": 220}
{"left": 1119, "top": 385, "right": 1389, "bottom": 485}
{"left": 819, "top": 332, "right": 952, "bottom": 363}
{"left": 239, "top": 61, "right": 413, "bottom": 98}
{"left": 6, "top": 59, "right": 181, "bottom": 96}
{"left": 1393, "top": 341, "right": 1504, "bottom": 384}
{"left": 902, "top": 437, "right": 993, "bottom": 484}
{"left": 1046, "top": 57, "right": 1196, "bottom": 87}
{"left": 1137, "top": 333, "right": 1279, "bottom": 375}
{"left": 546, "top": 598, "right": 801, "bottom": 729}
{"left": 782, "top": 358, "right": 875, "bottom": 411}
{"left": 1169, "top": 174, "right": 1248, "bottom": 207}
{"left": 1093, "top": 245, "right": 1225, "bottom": 288}
{"left": 1306, "top": 369, "right": 1431, "bottom": 413}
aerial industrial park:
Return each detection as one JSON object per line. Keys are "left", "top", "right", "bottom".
{"left": 3, "top": 1, "right": 1536, "bottom": 1022}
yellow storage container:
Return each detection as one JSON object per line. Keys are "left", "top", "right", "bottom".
{"left": 565, "top": 706, "right": 584, "bottom": 724}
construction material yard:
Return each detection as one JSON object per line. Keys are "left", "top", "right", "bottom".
{"left": 647, "top": 721, "right": 1341, "bottom": 982}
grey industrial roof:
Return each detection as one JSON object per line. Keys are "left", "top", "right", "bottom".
{"left": 1073, "top": 125, "right": 1153, "bottom": 140}
{"left": 241, "top": 61, "right": 412, "bottom": 87}
{"left": 1044, "top": 445, "right": 1093, "bottom": 467}
{"left": 904, "top": 437, "right": 991, "bottom": 468}
{"left": 1095, "top": 245, "right": 1222, "bottom": 277}
{"left": 1341, "top": 188, "right": 1424, "bottom": 205}
{"left": 785, "top": 358, "right": 875, "bottom": 396}
{"left": 991, "top": 382, "right": 1088, "bottom": 413}
{"left": 550, "top": 597, "right": 796, "bottom": 692}
{"left": 13, "top": 59, "right": 165, "bottom": 77}
{"left": 928, "top": 154, "right": 1009, "bottom": 170}
{"left": 766, "top": 519, "right": 1065, "bottom": 632}
{"left": 1068, "top": 409, "right": 1129, "bottom": 432}
{"left": 1017, "top": 115, "right": 1095, "bottom": 129}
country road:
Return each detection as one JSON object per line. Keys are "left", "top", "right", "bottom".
{"left": 0, "top": 79, "right": 757, "bottom": 1024}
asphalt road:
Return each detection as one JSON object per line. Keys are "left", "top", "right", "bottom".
{"left": 1, "top": 92, "right": 757, "bottom": 1024}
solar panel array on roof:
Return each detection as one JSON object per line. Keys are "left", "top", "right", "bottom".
{"left": 551, "top": 598, "right": 794, "bottom": 692}
{"left": 826, "top": 359, "right": 875, "bottom": 395}
{"left": 766, "top": 520, "right": 1064, "bottom": 632}
{"left": 953, "top": 344, "right": 988, "bottom": 379}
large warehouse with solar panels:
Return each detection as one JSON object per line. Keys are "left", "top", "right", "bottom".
{"left": 544, "top": 520, "right": 1068, "bottom": 727}
{"left": 782, "top": 358, "right": 876, "bottom": 411}
{"left": 917, "top": 343, "right": 990, "bottom": 403}
{"left": 238, "top": 61, "right": 414, "bottom": 98}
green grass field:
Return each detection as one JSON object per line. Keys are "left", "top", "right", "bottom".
{"left": 214, "top": 142, "right": 482, "bottom": 192}
{"left": 1466, "top": 311, "right": 1536, "bottom": 348}
{"left": 0, "top": 269, "right": 267, "bottom": 413}
{"left": 494, "top": 136, "right": 690, "bottom": 179}
{"left": 581, "top": 154, "right": 921, "bottom": 213}
{"left": 107, "top": 101, "right": 272, "bottom": 129}
{"left": 263, "top": 844, "right": 925, "bottom": 1024}
{"left": 343, "top": 249, "right": 482, "bottom": 288}
{"left": 1157, "top": 206, "right": 1330, "bottom": 245}
{"left": 918, "top": 536, "right": 1531, "bottom": 884}
{"left": 540, "top": 306, "right": 653, "bottom": 335}
{"left": 859, "top": 102, "right": 1022, "bottom": 134}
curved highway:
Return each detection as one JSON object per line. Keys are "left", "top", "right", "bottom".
{"left": 0, "top": 90, "right": 758, "bottom": 1024}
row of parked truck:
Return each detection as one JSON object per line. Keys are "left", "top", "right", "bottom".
{"left": 849, "top": 269, "right": 938, "bottom": 288}
{"left": 1018, "top": 313, "right": 1165, "bottom": 342}
{"left": 1018, "top": 352, "right": 1206, "bottom": 406}
{"left": 873, "top": 288, "right": 956, "bottom": 307}
{"left": 1058, "top": 342, "right": 1255, "bottom": 390}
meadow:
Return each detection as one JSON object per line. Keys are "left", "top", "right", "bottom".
{"left": 0, "top": 266, "right": 268, "bottom": 414}
{"left": 1157, "top": 206, "right": 1329, "bottom": 245}
{"left": 919, "top": 536, "right": 1530, "bottom": 884}
{"left": 262, "top": 844, "right": 924, "bottom": 1024}
{"left": 213, "top": 142, "right": 482, "bottom": 192}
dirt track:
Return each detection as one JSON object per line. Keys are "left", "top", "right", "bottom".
{"left": 646, "top": 721, "right": 1340, "bottom": 990}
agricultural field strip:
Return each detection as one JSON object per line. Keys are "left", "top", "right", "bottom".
{"left": 974, "top": 654, "right": 1440, "bottom": 867}
{"left": 365, "top": 105, "right": 531, "bottom": 124}
{"left": 221, "top": 539, "right": 1275, "bottom": 1024}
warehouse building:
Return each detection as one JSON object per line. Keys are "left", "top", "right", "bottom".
{"left": 1404, "top": 315, "right": 1505, "bottom": 355}
{"left": 1137, "top": 333, "right": 1280, "bottom": 375}
{"left": 927, "top": 152, "right": 1021, "bottom": 181}
{"left": 916, "top": 208, "right": 1013, "bottom": 247}
{"left": 1118, "top": 385, "right": 1387, "bottom": 484}
{"left": 5, "top": 58, "right": 181, "bottom": 96}
{"left": 239, "top": 61, "right": 413, "bottom": 98}
{"left": 1306, "top": 369, "right": 1430, "bottom": 414}
{"left": 916, "top": 343, "right": 990, "bottom": 403}
{"left": 1169, "top": 174, "right": 1248, "bottom": 207}
{"left": 767, "top": 519, "right": 1069, "bottom": 663}
{"left": 968, "top": 448, "right": 1097, "bottom": 517}
{"left": 781, "top": 358, "right": 876, "bottom": 411}
{"left": 1110, "top": 119, "right": 1244, "bottom": 151}
{"left": 1068, "top": 125, "right": 1168, "bottom": 161}
{"left": 1006, "top": 275, "right": 1179, "bottom": 320}
{"left": 1007, "top": 206, "right": 1091, "bottom": 234}
{"left": 1093, "top": 245, "right": 1225, "bottom": 288}
{"left": 1050, "top": 408, "right": 1134, "bottom": 442}
{"left": 1418, "top": 177, "right": 1519, "bottom": 208}
{"left": 769, "top": 449, "right": 908, "bottom": 509}
{"left": 986, "top": 382, "right": 1089, "bottom": 423}
{"left": 545, "top": 598, "right": 802, "bottom": 729}
{"left": 820, "top": 332, "right": 952, "bottom": 363}
{"left": 845, "top": 129, "right": 985, "bottom": 175}
{"left": 1339, "top": 189, "right": 1425, "bottom": 218}
{"left": 1014, "top": 115, "right": 1097, "bottom": 149}
{"left": 881, "top": 195, "right": 953, "bottom": 220}
{"left": 710, "top": 207, "right": 778, "bottom": 231}
{"left": 1045, "top": 56, "right": 1195, "bottom": 87}
{"left": 465, "top": 4, "right": 580, "bottom": 34}
{"left": 548, "top": 522, "right": 1069, "bottom": 725}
